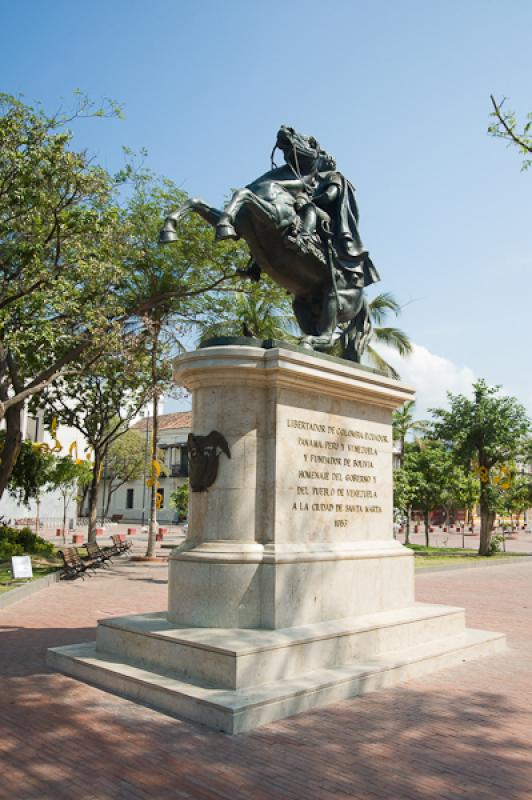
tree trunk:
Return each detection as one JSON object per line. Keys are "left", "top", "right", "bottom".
{"left": 0, "top": 400, "right": 24, "bottom": 499}
{"left": 62, "top": 491, "right": 67, "bottom": 538}
{"left": 35, "top": 496, "right": 40, "bottom": 536}
{"left": 145, "top": 392, "right": 159, "bottom": 558}
{"left": 104, "top": 479, "right": 115, "bottom": 517}
{"left": 478, "top": 483, "right": 495, "bottom": 555}
{"left": 405, "top": 507, "right": 411, "bottom": 545}
{"left": 78, "top": 482, "right": 89, "bottom": 517}
{"left": 424, "top": 510, "right": 430, "bottom": 547}
{"left": 87, "top": 451, "right": 102, "bottom": 543}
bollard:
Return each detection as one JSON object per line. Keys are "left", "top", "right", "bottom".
{"left": 56, "top": 528, "right": 62, "bottom": 537}
{"left": 127, "top": 527, "right": 137, "bottom": 536}
{"left": 72, "top": 534, "right": 84, "bottom": 545}
{"left": 155, "top": 532, "right": 163, "bottom": 542}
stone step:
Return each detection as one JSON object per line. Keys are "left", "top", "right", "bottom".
{"left": 95, "top": 603, "right": 467, "bottom": 690}
{"left": 48, "top": 627, "right": 505, "bottom": 734}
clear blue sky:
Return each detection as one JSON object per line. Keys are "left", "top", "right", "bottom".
{"left": 2, "top": 0, "right": 531, "bottom": 415}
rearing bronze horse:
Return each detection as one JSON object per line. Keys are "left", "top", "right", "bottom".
{"left": 160, "top": 126, "right": 380, "bottom": 361}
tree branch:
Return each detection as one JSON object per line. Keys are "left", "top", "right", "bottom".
{"left": 490, "top": 95, "right": 532, "bottom": 154}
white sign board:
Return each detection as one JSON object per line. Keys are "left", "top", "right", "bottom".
{"left": 11, "top": 555, "right": 33, "bottom": 580}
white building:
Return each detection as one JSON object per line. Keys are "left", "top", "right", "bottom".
{"left": 0, "top": 405, "right": 86, "bottom": 526}
{"left": 97, "top": 411, "right": 191, "bottom": 525}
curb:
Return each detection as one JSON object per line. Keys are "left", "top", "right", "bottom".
{"left": 0, "top": 570, "right": 61, "bottom": 610}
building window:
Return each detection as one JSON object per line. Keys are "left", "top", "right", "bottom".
{"left": 180, "top": 445, "right": 189, "bottom": 477}
{"left": 126, "top": 488, "right": 134, "bottom": 509}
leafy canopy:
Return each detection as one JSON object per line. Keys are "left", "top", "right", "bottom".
{"left": 431, "top": 379, "right": 530, "bottom": 471}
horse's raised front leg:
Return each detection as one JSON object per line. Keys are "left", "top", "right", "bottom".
{"left": 216, "top": 188, "right": 280, "bottom": 241}
{"left": 160, "top": 198, "right": 223, "bottom": 243}
{"left": 216, "top": 188, "right": 253, "bottom": 241}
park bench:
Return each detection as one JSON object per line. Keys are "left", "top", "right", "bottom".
{"left": 84, "top": 540, "right": 114, "bottom": 567}
{"left": 111, "top": 534, "right": 132, "bottom": 554}
{"left": 58, "top": 547, "right": 95, "bottom": 580}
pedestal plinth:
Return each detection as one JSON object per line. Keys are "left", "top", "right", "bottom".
{"left": 48, "top": 345, "right": 505, "bottom": 733}
{"left": 168, "top": 345, "right": 414, "bottom": 629}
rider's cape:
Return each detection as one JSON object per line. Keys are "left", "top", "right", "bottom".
{"left": 324, "top": 172, "right": 381, "bottom": 287}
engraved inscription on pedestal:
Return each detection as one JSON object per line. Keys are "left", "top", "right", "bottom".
{"left": 276, "top": 408, "right": 393, "bottom": 543}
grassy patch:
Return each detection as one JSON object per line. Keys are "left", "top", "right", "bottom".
{"left": 408, "top": 544, "right": 478, "bottom": 554}
{"left": 407, "top": 544, "right": 527, "bottom": 569}
{"left": 0, "top": 557, "right": 61, "bottom": 594}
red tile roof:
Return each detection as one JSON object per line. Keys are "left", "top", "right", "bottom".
{"left": 131, "top": 411, "right": 192, "bottom": 432}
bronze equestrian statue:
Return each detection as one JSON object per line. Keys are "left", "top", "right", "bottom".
{"left": 160, "top": 126, "right": 380, "bottom": 361}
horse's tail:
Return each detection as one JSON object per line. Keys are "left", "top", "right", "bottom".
{"left": 342, "top": 295, "right": 372, "bottom": 363}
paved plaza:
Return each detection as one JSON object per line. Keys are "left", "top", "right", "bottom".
{"left": 1, "top": 556, "right": 531, "bottom": 800}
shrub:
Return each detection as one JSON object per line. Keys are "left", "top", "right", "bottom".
{"left": 170, "top": 482, "right": 189, "bottom": 521}
{"left": 0, "top": 525, "right": 54, "bottom": 561}
{"left": 0, "top": 539, "right": 24, "bottom": 561}
{"left": 489, "top": 534, "right": 504, "bottom": 554}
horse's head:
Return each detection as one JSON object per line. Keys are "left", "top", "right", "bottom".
{"left": 275, "top": 126, "right": 336, "bottom": 174}
{"left": 275, "top": 126, "right": 321, "bottom": 174}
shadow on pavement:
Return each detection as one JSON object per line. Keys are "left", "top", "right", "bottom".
{"left": 0, "top": 621, "right": 530, "bottom": 800}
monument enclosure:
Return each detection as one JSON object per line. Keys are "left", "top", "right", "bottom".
{"left": 48, "top": 345, "right": 505, "bottom": 733}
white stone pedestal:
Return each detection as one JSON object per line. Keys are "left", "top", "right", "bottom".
{"left": 48, "top": 345, "right": 505, "bottom": 733}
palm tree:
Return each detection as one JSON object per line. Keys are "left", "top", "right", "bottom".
{"left": 393, "top": 400, "right": 416, "bottom": 465}
{"left": 392, "top": 401, "right": 429, "bottom": 464}
{"left": 196, "top": 278, "right": 297, "bottom": 343}
{"left": 198, "top": 285, "right": 412, "bottom": 380}
{"left": 365, "top": 292, "right": 412, "bottom": 378}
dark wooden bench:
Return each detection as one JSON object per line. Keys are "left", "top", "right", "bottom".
{"left": 59, "top": 547, "right": 95, "bottom": 580}
{"left": 111, "top": 534, "right": 132, "bottom": 554}
{"left": 84, "top": 540, "right": 114, "bottom": 567}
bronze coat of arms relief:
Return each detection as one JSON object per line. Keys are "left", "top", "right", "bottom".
{"left": 187, "top": 431, "right": 231, "bottom": 492}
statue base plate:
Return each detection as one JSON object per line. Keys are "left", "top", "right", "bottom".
{"left": 48, "top": 606, "right": 504, "bottom": 734}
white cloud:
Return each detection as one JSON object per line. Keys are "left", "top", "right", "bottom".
{"left": 376, "top": 343, "right": 477, "bottom": 418}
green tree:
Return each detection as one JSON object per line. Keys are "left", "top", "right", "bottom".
{"left": 439, "top": 464, "right": 479, "bottom": 530}
{"left": 103, "top": 430, "right": 146, "bottom": 516}
{"left": 499, "top": 472, "right": 532, "bottom": 530}
{"left": 432, "top": 380, "right": 530, "bottom": 555}
{"left": 103, "top": 429, "right": 167, "bottom": 517}
{"left": 3, "top": 436, "right": 55, "bottom": 508}
{"left": 47, "top": 456, "right": 92, "bottom": 537}
{"left": 41, "top": 351, "right": 152, "bottom": 541}
{"left": 121, "top": 171, "right": 250, "bottom": 557}
{"left": 196, "top": 278, "right": 296, "bottom": 342}
{"left": 0, "top": 92, "right": 129, "bottom": 496}
{"left": 365, "top": 293, "right": 412, "bottom": 378}
{"left": 489, "top": 95, "right": 532, "bottom": 171}
{"left": 393, "top": 462, "right": 416, "bottom": 543}
{"left": 171, "top": 481, "right": 189, "bottom": 521}
{"left": 392, "top": 400, "right": 428, "bottom": 466}
{"left": 401, "top": 440, "right": 463, "bottom": 546}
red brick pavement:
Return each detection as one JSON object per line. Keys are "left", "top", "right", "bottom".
{"left": 1, "top": 558, "right": 531, "bottom": 800}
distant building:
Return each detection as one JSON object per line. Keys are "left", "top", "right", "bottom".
{"left": 1, "top": 404, "right": 86, "bottom": 525}
{"left": 96, "top": 411, "right": 191, "bottom": 525}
